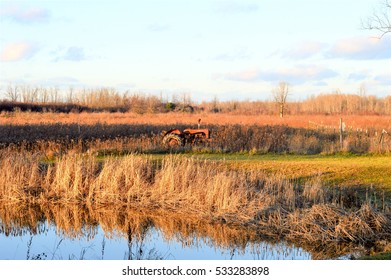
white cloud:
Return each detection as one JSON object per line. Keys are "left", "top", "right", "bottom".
{"left": 0, "top": 4, "right": 50, "bottom": 23}
{"left": 0, "top": 42, "right": 39, "bottom": 62}
{"left": 327, "top": 36, "right": 391, "bottom": 60}
{"left": 278, "top": 36, "right": 391, "bottom": 61}
{"left": 374, "top": 74, "right": 391, "bottom": 86}
{"left": 282, "top": 41, "right": 326, "bottom": 59}
{"left": 217, "top": 67, "right": 258, "bottom": 81}
{"left": 63, "top": 47, "right": 86, "bottom": 61}
{"left": 217, "top": 65, "right": 338, "bottom": 84}
{"left": 348, "top": 72, "right": 369, "bottom": 81}
{"left": 53, "top": 47, "right": 87, "bottom": 62}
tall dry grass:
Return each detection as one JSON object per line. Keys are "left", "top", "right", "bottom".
{"left": 1, "top": 122, "right": 389, "bottom": 155}
{"left": 1, "top": 111, "right": 391, "bottom": 130}
{"left": 0, "top": 151, "right": 389, "bottom": 251}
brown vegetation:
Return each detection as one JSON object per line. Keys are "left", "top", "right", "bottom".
{"left": 1, "top": 87, "right": 390, "bottom": 259}
{"left": 0, "top": 120, "right": 389, "bottom": 155}
{"left": 1, "top": 111, "right": 390, "bottom": 131}
{"left": 0, "top": 151, "right": 390, "bottom": 257}
{"left": 0, "top": 202, "right": 385, "bottom": 259}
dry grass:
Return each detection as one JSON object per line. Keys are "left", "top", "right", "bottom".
{"left": 0, "top": 151, "right": 390, "bottom": 253}
{"left": 1, "top": 111, "right": 390, "bottom": 155}
{"left": 1, "top": 111, "right": 390, "bottom": 130}
{"left": 1, "top": 122, "right": 389, "bottom": 155}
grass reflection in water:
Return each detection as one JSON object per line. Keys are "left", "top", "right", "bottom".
{"left": 0, "top": 203, "right": 311, "bottom": 260}
{"left": 0, "top": 153, "right": 390, "bottom": 259}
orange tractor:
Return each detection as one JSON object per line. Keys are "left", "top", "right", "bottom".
{"left": 162, "top": 119, "right": 211, "bottom": 147}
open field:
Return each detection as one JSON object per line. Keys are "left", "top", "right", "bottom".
{"left": 1, "top": 114, "right": 390, "bottom": 155}
{"left": 1, "top": 111, "right": 391, "bottom": 131}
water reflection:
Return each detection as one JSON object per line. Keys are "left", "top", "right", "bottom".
{"left": 0, "top": 203, "right": 316, "bottom": 260}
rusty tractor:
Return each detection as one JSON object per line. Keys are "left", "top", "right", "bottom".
{"left": 162, "top": 119, "right": 211, "bottom": 147}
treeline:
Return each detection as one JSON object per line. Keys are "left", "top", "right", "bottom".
{"left": 1, "top": 86, "right": 165, "bottom": 113}
{"left": 1, "top": 85, "right": 390, "bottom": 115}
{"left": 202, "top": 94, "right": 391, "bottom": 115}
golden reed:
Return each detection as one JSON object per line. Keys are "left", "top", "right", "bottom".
{"left": 0, "top": 151, "right": 390, "bottom": 250}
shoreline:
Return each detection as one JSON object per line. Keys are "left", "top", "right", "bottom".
{"left": 1, "top": 152, "right": 390, "bottom": 258}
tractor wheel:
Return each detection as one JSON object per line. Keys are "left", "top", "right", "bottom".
{"left": 162, "top": 133, "right": 184, "bottom": 147}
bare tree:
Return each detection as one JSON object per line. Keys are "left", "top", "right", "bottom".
{"left": 272, "top": 81, "right": 289, "bottom": 118}
{"left": 6, "top": 85, "right": 19, "bottom": 102}
{"left": 211, "top": 95, "right": 220, "bottom": 113}
{"left": 21, "top": 85, "right": 39, "bottom": 103}
{"left": 48, "top": 87, "right": 59, "bottom": 103}
{"left": 179, "top": 92, "right": 193, "bottom": 112}
{"left": 358, "top": 83, "right": 367, "bottom": 113}
{"left": 363, "top": 0, "right": 391, "bottom": 38}
{"left": 181, "top": 92, "right": 191, "bottom": 107}
{"left": 40, "top": 87, "right": 49, "bottom": 103}
{"left": 66, "top": 87, "right": 74, "bottom": 103}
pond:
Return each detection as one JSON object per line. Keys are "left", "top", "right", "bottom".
{"left": 0, "top": 203, "right": 313, "bottom": 260}
{"left": 0, "top": 222, "right": 311, "bottom": 260}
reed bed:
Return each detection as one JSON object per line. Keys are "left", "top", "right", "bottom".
{"left": 0, "top": 151, "right": 390, "bottom": 253}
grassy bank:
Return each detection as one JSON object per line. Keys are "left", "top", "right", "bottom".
{"left": 0, "top": 151, "right": 390, "bottom": 255}
{"left": 198, "top": 154, "right": 391, "bottom": 191}
{"left": 358, "top": 252, "right": 391, "bottom": 260}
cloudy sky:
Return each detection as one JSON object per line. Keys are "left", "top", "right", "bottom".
{"left": 0, "top": 0, "right": 390, "bottom": 102}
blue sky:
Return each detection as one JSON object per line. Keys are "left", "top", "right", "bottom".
{"left": 0, "top": 0, "right": 390, "bottom": 102}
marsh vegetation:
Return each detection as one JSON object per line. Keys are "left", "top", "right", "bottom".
{"left": 0, "top": 151, "right": 390, "bottom": 259}
{"left": 0, "top": 119, "right": 390, "bottom": 157}
{"left": 0, "top": 105, "right": 390, "bottom": 259}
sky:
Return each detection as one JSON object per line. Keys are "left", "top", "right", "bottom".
{"left": 0, "top": 0, "right": 390, "bottom": 102}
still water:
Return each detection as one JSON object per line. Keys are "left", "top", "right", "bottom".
{"left": 0, "top": 204, "right": 312, "bottom": 260}
{"left": 0, "top": 222, "right": 310, "bottom": 260}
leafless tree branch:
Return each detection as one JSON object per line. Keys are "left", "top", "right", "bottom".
{"left": 363, "top": 0, "right": 391, "bottom": 38}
